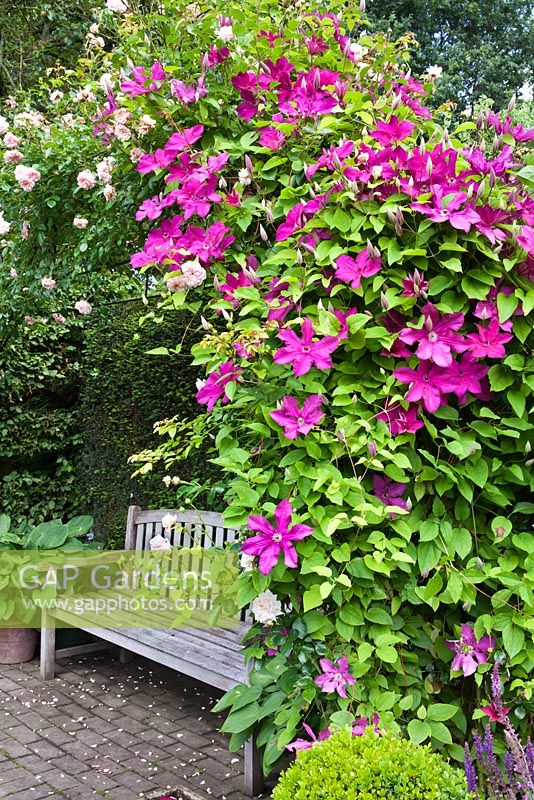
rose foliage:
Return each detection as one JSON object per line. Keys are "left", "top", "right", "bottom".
{"left": 20, "top": 0, "right": 534, "bottom": 777}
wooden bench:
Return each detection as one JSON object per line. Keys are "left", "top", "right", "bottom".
{"left": 40, "top": 506, "right": 263, "bottom": 795}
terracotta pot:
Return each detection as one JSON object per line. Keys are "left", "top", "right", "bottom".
{"left": 0, "top": 628, "right": 38, "bottom": 664}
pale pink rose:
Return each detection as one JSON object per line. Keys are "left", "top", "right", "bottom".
{"left": 77, "top": 170, "right": 96, "bottom": 190}
{"left": 106, "top": 0, "right": 128, "bottom": 12}
{"left": 14, "top": 164, "right": 41, "bottom": 191}
{"left": 130, "top": 147, "right": 144, "bottom": 164}
{"left": 113, "top": 123, "right": 131, "bottom": 142}
{"left": 21, "top": 221, "right": 29, "bottom": 240}
{"left": 167, "top": 260, "right": 207, "bottom": 292}
{"left": 73, "top": 217, "right": 89, "bottom": 229}
{"left": 135, "top": 114, "right": 157, "bottom": 136}
{"left": 96, "top": 157, "right": 114, "bottom": 183}
{"left": 74, "top": 86, "right": 96, "bottom": 103}
{"left": 14, "top": 111, "right": 44, "bottom": 127}
{"left": 103, "top": 185, "right": 117, "bottom": 201}
{"left": 251, "top": 590, "right": 283, "bottom": 626}
{"left": 89, "top": 23, "right": 99, "bottom": 34}
{"left": 0, "top": 115, "right": 8, "bottom": 135}
{"left": 9, "top": 269, "right": 17, "bottom": 278}
{"left": 114, "top": 108, "right": 131, "bottom": 125}
{"left": 74, "top": 300, "right": 92, "bottom": 315}
{"left": 41, "top": 277, "right": 56, "bottom": 289}
{"left": 217, "top": 25, "right": 234, "bottom": 42}
{"left": 4, "top": 149, "right": 23, "bottom": 164}
{"left": 162, "top": 475, "right": 172, "bottom": 487}
{"left": 62, "top": 114, "right": 76, "bottom": 129}
{"left": 0, "top": 213, "right": 10, "bottom": 235}
{"left": 24, "top": 316, "right": 36, "bottom": 326}
{"left": 149, "top": 534, "right": 172, "bottom": 551}
{"left": 52, "top": 313, "right": 66, "bottom": 324}
{"left": 5, "top": 96, "right": 17, "bottom": 109}
{"left": 88, "top": 34, "right": 105, "bottom": 49}
{"left": 49, "top": 90, "right": 63, "bottom": 103}
{"left": 4, "top": 131, "right": 20, "bottom": 148}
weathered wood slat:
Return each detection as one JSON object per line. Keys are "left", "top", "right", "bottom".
{"left": 135, "top": 509, "right": 225, "bottom": 526}
{"left": 40, "top": 505, "right": 263, "bottom": 795}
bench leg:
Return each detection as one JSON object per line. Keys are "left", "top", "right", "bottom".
{"left": 40, "top": 618, "right": 56, "bottom": 680}
{"left": 119, "top": 648, "right": 134, "bottom": 664}
{"left": 244, "top": 735, "right": 263, "bottom": 796}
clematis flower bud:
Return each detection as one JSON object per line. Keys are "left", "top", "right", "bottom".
{"left": 244, "top": 155, "right": 253, "bottom": 174}
{"left": 419, "top": 137, "right": 426, "bottom": 156}
{"left": 405, "top": 497, "right": 413, "bottom": 511}
{"left": 386, "top": 207, "right": 397, "bottom": 225}
{"left": 380, "top": 292, "right": 389, "bottom": 310}
{"left": 213, "top": 275, "right": 221, "bottom": 291}
{"left": 221, "top": 308, "right": 231, "bottom": 322}
{"left": 426, "top": 156, "right": 433, "bottom": 177}
{"left": 368, "top": 441, "right": 377, "bottom": 457}
{"left": 265, "top": 205, "right": 274, "bottom": 224}
{"left": 476, "top": 178, "right": 486, "bottom": 199}
{"left": 391, "top": 92, "right": 402, "bottom": 110}
{"left": 296, "top": 248, "right": 303, "bottom": 264}
{"left": 259, "top": 224, "right": 269, "bottom": 242}
{"left": 507, "top": 95, "right": 516, "bottom": 113}
{"left": 359, "top": 0, "right": 366, "bottom": 10}
{"left": 476, "top": 113, "right": 484, "bottom": 130}
{"left": 466, "top": 183, "right": 474, "bottom": 201}
{"left": 525, "top": 441, "right": 532, "bottom": 454}
{"left": 200, "top": 315, "right": 210, "bottom": 330}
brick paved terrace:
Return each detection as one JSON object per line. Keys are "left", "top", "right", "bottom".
{"left": 0, "top": 652, "right": 275, "bottom": 800}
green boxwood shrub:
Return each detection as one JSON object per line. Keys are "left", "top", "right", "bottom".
{"left": 272, "top": 730, "right": 470, "bottom": 800}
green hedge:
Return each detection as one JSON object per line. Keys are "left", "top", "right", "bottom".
{"left": 0, "top": 302, "right": 218, "bottom": 546}
{"left": 72, "top": 301, "right": 220, "bottom": 548}
{"left": 0, "top": 322, "right": 83, "bottom": 524}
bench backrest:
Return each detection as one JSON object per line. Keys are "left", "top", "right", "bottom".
{"left": 124, "top": 506, "right": 239, "bottom": 551}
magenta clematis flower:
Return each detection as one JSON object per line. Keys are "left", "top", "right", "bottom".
{"left": 518, "top": 225, "right": 534, "bottom": 255}
{"left": 274, "top": 318, "right": 339, "bottom": 377}
{"left": 438, "top": 355, "right": 489, "bottom": 398}
{"left": 465, "top": 319, "right": 513, "bottom": 359}
{"left": 242, "top": 499, "right": 313, "bottom": 575}
{"left": 286, "top": 724, "right": 330, "bottom": 752}
{"left": 394, "top": 362, "right": 447, "bottom": 413}
{"left": 270, "top": 395, "right": 324, "bottom": 439}
{"left": 372, "top": 474, "right": 407, "bottom": 512}
{"left": 402, "top": 270, "right": 428, "bottom": 297}
{"left": 446, "top": 624, "right": 495, "bottom": 676}
{"left": 195, "top": 361, "right": 242, "bottom": 412}
{"left": 259, "top": 127, "right": 286, "bottom": 150}
{"left": 399, "top": 304, "right": 467, "bottom": 367}
{"left": 411, "top": 186, "right": 480, "bottom": 232}
{"left": 352, "top": 713, "right": 382, "bottom": 736}
{"left": 376, "top": 401, "right": 424, "bottom": 436}
{"left": 315, "top": 657, "right": 355, "bottom": 698}
{"left": 335, "top": 248, "right": 382, "bottom": 289}
{"left": 370, "top": 115, "right": 415, "bottom": 145}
